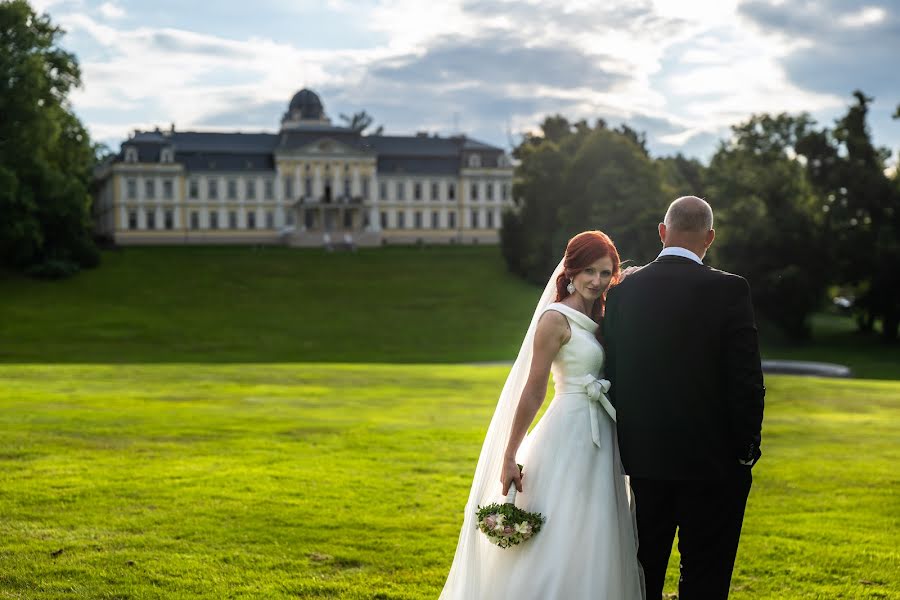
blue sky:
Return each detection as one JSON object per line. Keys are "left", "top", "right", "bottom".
{"left": 36, "top": 0, "right": 900, "bottom": 163}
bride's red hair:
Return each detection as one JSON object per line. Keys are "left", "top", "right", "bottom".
{"left": 555, "top": 231, "right": 621, "bottom": 337}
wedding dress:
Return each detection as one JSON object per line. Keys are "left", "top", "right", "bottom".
{"left": 441, "top": 261, "right": 644, "bottom": 600}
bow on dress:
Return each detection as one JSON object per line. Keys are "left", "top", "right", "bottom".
{"left": 578, "top": 374, "right": 617, "bottom": 449}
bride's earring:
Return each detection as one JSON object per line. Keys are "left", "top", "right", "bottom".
{"left": 566, "top": 280, "right": 576, "bottom": 294}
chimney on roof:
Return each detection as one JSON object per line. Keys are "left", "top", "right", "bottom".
{"left": 170, "top": 123, "right": 175, "bottom": 133}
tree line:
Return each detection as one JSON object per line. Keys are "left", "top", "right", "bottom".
{"left": 502, "top": 95, "right": 900, "bottom": 342}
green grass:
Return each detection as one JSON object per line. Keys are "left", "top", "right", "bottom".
{"left": 2, "top": 245, "right": 898, "bottom": 379}
{"left": 0, "top": 365, "right": 897, "bottom": 599}
{"left": 0, "top": 246, "right": 537, "bottom": 364}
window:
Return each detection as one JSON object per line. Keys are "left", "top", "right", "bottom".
{"left": 362, "top": 177, "right": 370, "bottom": 199}
{"left": 431, "top": 211, "right": 439, "bottom": 229}
{"left": 266, "top": 211, "right": 274, "bottom": 229}
{"left": 210, "top": 211, "right": 219, "bottom": 229}
{"left": 471, "top": 209, "right": 479, "bottom": 229}
{"left": 164, "top": 209, "right": 174, "bottom": 230}
{"left": 502, "top": 183, "right": 510, "bottom": 201}
{"left": 227, "top": 179, "right": 237, "bottom": 200}
{"left": 208, "top": 179, "right": 218, "bottom": 200}
{"left": 379, "top": 182, "right": 387, "bottom": 201}
{"left": 126, "top": 178, "right": 137, "bottom": 199}
{"left": 431, "top": 182, "right": 439, "bottom": 201}
{"left": 380, "top": 211, "right": 388, "bottom": 229}
{"left": 486, "top": 182, "right": 494, "bottom": 201}
{"left": 189, "top": 178, "right": 199, "bottom": 199}
{"left": 283, "top": 177, "right": 293, "bottom": 200}
{"left": 125, "top": 147, "right": 138, "bottom": 163}
{"left": 160, "top": 147, "right": 173, "bottom": 163}
{"left": 468, "top": 154, "right": 481, "bottom": 168}
{"left": 247, "top": 211, "right": 256, "bottom": 229}
{"left": 190, "top": 211, "right": 199, "bottom": 230}
{"left": 487, "top": 210, "right": 495, "bottom": 229}
{"left": 286, "top": 211, "right": 295, "bottom": 226}
{"left": 470, "top": 182, "right": 479, "bottom": 201}
{"left": 228, "top": 211, "right": 238, "bottom": 229}
{"left": 305, "top": 177, "right": 313, "bottom": 198}
{"left": 145, "top": 179, "right": 155, "bottom": 199}
{"left": 163, "top": 179, "right": 174, "bottom": 199}
{"left": 344, "top": 211, "right": 353, "bottom": 229}
{"left": 396, "top": 181, "right": 405, "bottom": 201}
{"left": 414, "top": 182, "right": 422, "bottom": 200}
{"left": 146, "top": 210, "right": 156, "bottom": 230}
{"left": 398, "top": 211, "right": 406, "bottom": 229}
{"left": 448, "top": 211, "right": 456, "bottom": 228}
{"left": 128, "top": 211, "right": 137, "bottom": 230}
{"left": 305, "top": 210, "right": 315, "bottom": 229}
{"left": 343, "top": 178, "right": 352, "bottom": 197}
{"left": 414, "top": 211, "right": 422, "bottom": 228}
{"left": 265, "top": 179, "right": 274, "bottom": 200}
{"left": 448, "top": 183, "right": 456, "bottom": 200}
{"left": 247, "top": 180, "right": 256, "bottom": 200}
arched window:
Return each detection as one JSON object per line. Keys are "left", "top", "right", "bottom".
{"left": 468, "top": 154, "right": 481, "bottom": 168}
{"left": 124, "top": 147, "right": 138, "bottom": 163}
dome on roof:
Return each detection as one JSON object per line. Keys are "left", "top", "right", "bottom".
{"left": 288, "top": 89, "right": 324, "bottom": 120}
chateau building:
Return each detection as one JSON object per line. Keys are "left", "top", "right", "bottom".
{"left": 92, "top": 89, "right": 515, "bottom": 246}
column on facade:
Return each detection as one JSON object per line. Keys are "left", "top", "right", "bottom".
{"left": 367, "top": 170, "right": 379, "bottom": 232}
{"left": 314, "top": 165, "right": 322, "bottom": 199}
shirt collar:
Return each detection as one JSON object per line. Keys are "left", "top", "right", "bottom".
{"left": 657, "top": 246, "right": 703, "bottom": 264}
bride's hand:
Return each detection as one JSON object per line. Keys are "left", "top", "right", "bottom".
{"left": 501, "top": 456, "right": 523, "bottom": 495}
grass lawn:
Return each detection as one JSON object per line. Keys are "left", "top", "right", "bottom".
{"left": 0, "top": 246, "right": 537, "bottom": 364}
{"left": 2, "top": 245, "right": 898, "bottom": 378}
{"left": 1, "top": 364, "right": 897, "bottom": 599}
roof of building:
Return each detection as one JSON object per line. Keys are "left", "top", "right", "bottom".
{"left": 288, "top": 89, "right": 325, "bottom": 120}
{"left": 115, "top": 89, "right": 507, "bottom": 175}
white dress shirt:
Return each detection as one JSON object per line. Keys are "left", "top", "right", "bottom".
{"left": 657, "top": 246, "right": 703, "bottom": 264}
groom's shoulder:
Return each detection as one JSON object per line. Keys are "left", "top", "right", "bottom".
{"left": 705, "top": 266, "right": 752, "bottom": 294}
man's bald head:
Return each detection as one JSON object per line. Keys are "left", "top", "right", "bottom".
{"left": 659, "top": 196, "right": 716, "bottom": 259}
{"left": 664, "top": 196, "right": 714, "bottom": 233}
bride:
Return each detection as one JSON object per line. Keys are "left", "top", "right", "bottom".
{"left": 440, "top": 231, "right": 645, "bottom": 599}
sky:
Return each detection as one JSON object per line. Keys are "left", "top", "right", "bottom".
{"left": 33, "top": 0, "right": 900, "bottom": 162}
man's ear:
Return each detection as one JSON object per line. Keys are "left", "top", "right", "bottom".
{"left": 706, "top": 228, "right": 716, "bottom": 248}
{"left": 658, "top": 223, "right": 667, "bottom": 245}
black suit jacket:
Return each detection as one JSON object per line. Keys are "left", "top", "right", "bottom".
{"left": 603, "top": 255, "right": 765, "bottom": 480}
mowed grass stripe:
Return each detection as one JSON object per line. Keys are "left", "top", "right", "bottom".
{"left": 0, "top": 365, "right": 897, "bottom": 599}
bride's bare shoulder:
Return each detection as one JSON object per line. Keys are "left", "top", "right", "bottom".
{"left": 536, "top": 307, "right": 571, "bottom": 341}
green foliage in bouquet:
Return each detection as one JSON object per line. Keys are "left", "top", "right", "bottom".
{"left": 475, "top": 464, "right": 544, "bottom": 549}
{"left": 475, "top": 502, "right": 545, "bottom": 549}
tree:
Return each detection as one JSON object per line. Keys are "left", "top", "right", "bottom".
{"left": 707, "top": 113, "right": 829, "bottom": 340}
{"left": 339, "top": 110, "right": 384, "bottom": 135}
{"left": 657, "top": 153, "right": 707, "bottom": 200}
{"left": 502, "top": 117, "right": 666, "bottom": 285}
{"left": 794, "top": 92, "right": 900, "bottom": 340}
{"left": 0, "top": 0, "right": 99, "bottom": 275}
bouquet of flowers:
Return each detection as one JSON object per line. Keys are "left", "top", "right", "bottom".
{"left": 475, "top": 464, "right": 544, "bottom": 549}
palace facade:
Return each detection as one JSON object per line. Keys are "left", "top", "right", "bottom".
{"left": 92, "top": 89, "right": 515, "bottom": 246}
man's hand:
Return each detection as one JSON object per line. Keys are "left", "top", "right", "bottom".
{"left": 501, "top": 456, "right": 523, "bottom": 495}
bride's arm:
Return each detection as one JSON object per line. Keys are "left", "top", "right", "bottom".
{"left": 501, "top": 311, "right": 570, "bottom": 495}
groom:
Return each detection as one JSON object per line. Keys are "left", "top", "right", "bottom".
{"left": 603, "top": 196, "right": 765, "bottom": 599}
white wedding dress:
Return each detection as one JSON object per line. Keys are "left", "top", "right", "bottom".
{"left": 441, "top": 302, "right": 644, "bottom": 599}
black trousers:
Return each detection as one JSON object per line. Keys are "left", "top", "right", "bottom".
{"left": 630, "top": 467, "right": 752, "bottom": 600}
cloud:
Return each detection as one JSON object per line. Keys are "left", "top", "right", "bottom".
{"left": 48, "top": 0, "right": 898, "bottom": 161}
{"left": 97, "top": 2, "right": 125, "bottom": 19}
{"left": 738, "top": 0, "right": 900, "bottom": 98}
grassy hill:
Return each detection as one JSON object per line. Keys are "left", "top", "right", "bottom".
{"left": 0, "top": 246, "right": 538, "bottom": 364}
{"left": 0, "top": 364, "right": 897, "bottom": 599}
{"left": 1, "top": 245, "right": 898, "bottom": 377}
